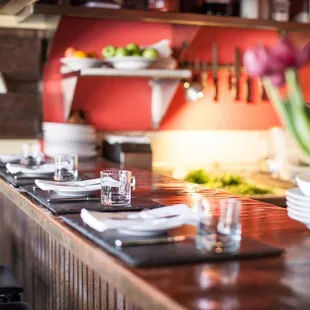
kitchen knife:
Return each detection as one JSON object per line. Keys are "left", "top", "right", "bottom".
{"left": 258, "top": 78, "right": 268, "bottom": 101}
{"left": 232, "top": 48, "right": 241, "bottom": 101}
{"left": 201, "top": 61, "right": 208, "bottom": 89}
{"left": 212, "top": 43, "right": 219, "bottom": 102}
{"left": 244, "top": 74, "right": 252, "bottom": 103}
{"left": 115, "top": 235, "right": 191, "bottom": 247}
{"left": 47, "top": 196, "right": 101, "bottom": 203}
{"left": 228, "top": 63, "right": 233, "bottom": 91}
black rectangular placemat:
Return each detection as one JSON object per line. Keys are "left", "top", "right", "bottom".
{"left": 61, "top": 214, "right": 284, "bottom": 267}
{"left": 0, "top": 170, "right": 53, "bottom": 187}
{"left": 21, "top": 185, "right": 161, "bottom": 215}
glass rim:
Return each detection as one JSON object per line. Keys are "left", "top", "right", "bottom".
{"left": 100, "top": 169, "right": 131, "bottom": 175}
{"left": 54, "top": 153, "right": 78, "bottom": 158}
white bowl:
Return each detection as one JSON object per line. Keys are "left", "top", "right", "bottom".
{"left": 105, "top": 56, "right": 157, "bottom": 70}
{"left": 60, "top": 57, "right": 103, "bottom": 70}
{"left": 296, "top": 172, "right": 310, "bottom": 196}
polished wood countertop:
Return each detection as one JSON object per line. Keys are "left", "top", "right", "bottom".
{"left": 0, "top": 160, "right": 309, "bottom": 310}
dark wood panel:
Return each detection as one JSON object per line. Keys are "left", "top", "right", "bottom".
{"left": 0, "top": 161, "right": 309, "bottom": 309}
{"left": 0, "top": 93, "right": 42, "bottom": 138}
{"left": 34, "top": 3, "right": 310, "bottom": 32}
{"left": 0, "top": 194, "right": 140, "bottom": 310}
{"left": 0, "top": 29, "right": 41, "bottom": 81}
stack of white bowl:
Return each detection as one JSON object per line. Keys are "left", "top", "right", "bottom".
{"left": 43, "top": 122, "right": 97, "bottom": 158}
{"left": 286, "top": 172, "right": 310, "bottom": 229}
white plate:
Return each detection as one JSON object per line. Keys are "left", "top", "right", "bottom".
{"left": 287, "top": 203, "right": 310, "bottom": 219}
{"left": 118, "top": 220, "right": 184, "bottom": 236}
{"left": 55, "top": 190, "right": 99, "bottom": 197}
{"left": 105, "top": 56, "right": 157, "bottom": 70}
{"left": 52, "top": 184, "right": 101, "bottom": 197}
{"left": 286, "top": 188, "right": 310, "bottom": 202}
{"left": 296, "top": 172, "right": 310, "bottom": 197}
{"left": 60, "top": 57, "right": 103, "bottom": 70}
{"left": 286, "top": 197, "right": 310, "bottom": 208}
{"left": 287, "top": 211, "right": 310, "bottom": 229}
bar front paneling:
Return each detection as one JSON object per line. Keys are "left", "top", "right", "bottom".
{"left": 0, "top": 193, "right": 140, "bottom": 310}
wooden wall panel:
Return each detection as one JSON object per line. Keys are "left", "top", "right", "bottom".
{"left": 0, "top": 193, "right": 140, "bottom": 310}
{"left": 0, "top": 93, "right": 42, "bottom": 138}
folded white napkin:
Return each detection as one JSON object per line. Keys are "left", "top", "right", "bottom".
{"left": 0, "top": 154, "right": 20, "bottom": 163}
{"left": 35, "top": 177, "right": 120, "bottom": 192}
{"left": 6, "top": 163, "right": 54, "bottom": 175}
{"left": 81, "top": 204, "right": 191, "bottom": 232}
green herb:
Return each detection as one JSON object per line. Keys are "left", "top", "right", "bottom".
{"left": 185, "top": 170, "right": 273, "bottom": 196}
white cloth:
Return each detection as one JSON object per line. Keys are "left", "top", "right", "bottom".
{"left": 81, "top": 204, "right": 191, "bottom": 232}
{"left": 0, "top": 154, "right": 20, "bottom": 163}
{"left": 35, "top": 177, "right": 120, "bottom": 192}
{"left": 6, "top": 163, "right": 54, "bottom": 175}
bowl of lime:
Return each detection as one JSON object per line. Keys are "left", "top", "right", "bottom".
{"left": 102, "top": 43, "right": 159, "bottom": 70}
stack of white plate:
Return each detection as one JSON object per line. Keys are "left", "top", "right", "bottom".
{"left": 43, "top": 122, "right": 97, "bottom": 158}
{"left": 286, "top": 172, "right": 310, "bottom": 229}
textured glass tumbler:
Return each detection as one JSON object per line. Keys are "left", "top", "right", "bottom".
{"left": 197, "top": 198, "right": 242, "bottom": 253}
{"left": 54, "top": 154, "right": 78, "bottom": 181}
{"left": 21, "top": 143, "right": 42, "bottom": 166}
{"left": 100, "top": 170, "right": 133, "bottom": 207}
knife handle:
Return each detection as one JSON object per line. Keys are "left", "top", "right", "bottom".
{"left": 231, "top": 77, "right": 240, "bottom": 101}
{"left": 244, "top": 76, "right": 251, "bottom": 103}
{"left": 213, "top": 78, "right": 219, "bottom": 102}
{"left": 258, "top": 78, "right": 268, "bottom": 101}
{"left": 201, "top": 71, "right": 208, "bottom": 89}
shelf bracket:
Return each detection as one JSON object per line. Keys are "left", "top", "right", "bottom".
{"left": 150, "top": 78, "right": 180, "bottom": 129}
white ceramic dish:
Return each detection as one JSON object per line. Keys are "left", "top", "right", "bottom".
{"left": 43, "top": 122, "right": 95, "bottom": 132}
{"left": 52, "top": 184, "right": 101, "bottom": 197}
{"left": 60, "top": 57, "right": 103, "bottom": 70}
{"left": 55, "top": 190, "right": 99, "bottom": 197}
{"left": 287, "top": 203, "right": 310, "bottom": 219}
{"left": 286, "top": 197, "right": 310, "bottom": 209}
{"left": 287, "top": 210, "right": 310, "bottom": 229}
{"left": 286, "top": 188, "right": 310, "bottom": 202}
{"left": 105, "top": 56, "right": 157, "bottom": 70}
{"left": 296, "top": 172, "right": 310, "bottom": 197}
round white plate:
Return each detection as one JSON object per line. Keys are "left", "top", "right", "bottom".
{"left": 60, "top": 57, "right": 103, "bottom": 70}
{"left": 286, "top": 197, "right": 310, "bottom": 208}
{"left": 288, "top": 210, "right": 310, "bottom": 229}
{"left": 105, "top": 56, "right": 157, "bottom": 70}
{"left": 55, "top": 190, "right": 99, "bottom": 197}
{"left": 287, "top": 203, "right": 310, "bottom": 220}
{"left": 287, "top": 188, "right": 310, "bottom": 202}
{"left": 118, "top": 217, "right": 186, "bottom": 236}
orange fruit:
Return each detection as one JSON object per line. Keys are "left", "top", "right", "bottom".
{"left": 87, "top": 52, "right": 98, "bottom": 59}
{"left": 74, "top": 50, "right": 87, "bottom": 58}
{"left": 64, "top": 47, "right": 76, "bottom": 57}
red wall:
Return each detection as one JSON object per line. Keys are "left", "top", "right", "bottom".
{"left": 44, "top": 17, "right": 309, "bottom": 131}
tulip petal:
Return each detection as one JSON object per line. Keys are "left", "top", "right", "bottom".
{"left": 269, "top": 72, "right": 285, "bottom": 87}
{"left": 272, "top": 38, "right": 298, "bottom": 67}
{"left": 243, "top": 46, "right": 270, "bottom": 76}
{"left": 297, "top": 42, "right": 310, "bottom": 67}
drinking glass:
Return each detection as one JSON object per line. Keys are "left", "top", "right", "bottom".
{"left": 196, "top": 198, "right": 241, "bottom": 253}
{"left": 54, "top": 154, "right": 78, "bottom": 181}
{"left": 100, "top": 170, "right": 134, "bottom": 207}
{"left": 21, "top": 143, "right": 42, "bottom": 166}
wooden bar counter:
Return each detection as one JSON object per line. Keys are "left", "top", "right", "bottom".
{"left": 0, "top": 160, "right": 309, "bottom": 310}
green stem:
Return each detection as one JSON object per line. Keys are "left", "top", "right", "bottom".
{"left": 285, "top": 69, "right": 310, "bottom": 155}
{"left": 263, "top": 77, "right": 310, "bottom": 156}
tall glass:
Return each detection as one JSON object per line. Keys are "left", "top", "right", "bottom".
{"left": 100, "top": 170, "right": 133, "bottom": 207}
{"left": 54, "top": 154, "right": 78, "bottom": 181}
{"left": 197, "top": 198, "right": 241, "bottom": 253}
{"left": 21, "top": 143, "right": 42, "bottom": 166}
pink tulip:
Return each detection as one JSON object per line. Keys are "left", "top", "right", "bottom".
{"left": 243, "top": 38, "right": 310, "bottom": 86}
